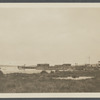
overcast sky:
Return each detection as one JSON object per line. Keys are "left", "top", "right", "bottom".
{"left": 0, "top": 4, "right": 100, "bottom": 65}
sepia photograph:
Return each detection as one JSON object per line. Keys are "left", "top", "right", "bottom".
{"left": 0, "top": 3, "right": 100, "bottom": 95}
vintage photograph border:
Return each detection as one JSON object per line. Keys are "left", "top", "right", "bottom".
{"left": 0, "top": 3, "right": 100, "bottom": 99}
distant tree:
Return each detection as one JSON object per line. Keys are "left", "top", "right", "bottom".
{"left": 72, "top": 75, "right": 79, "bottom": 78}
{"left": 40, "top": 70, "right": 48, "bottom": 75}
{"left": 50, "top": 71, "right": 55, "bottom": 74}
{"left": 55, "top": 69, "right": 59, "bottom": 73}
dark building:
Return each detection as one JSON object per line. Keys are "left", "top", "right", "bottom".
{"left": 36, "top": 64, "right": 50, "bottom": 70}
{"left": 62, "top": 64, "right": 71, "bottom": 66}
{"left": 37, "top": 64, "right": 49, "bottom": 67}
{"left": 53, "top": 64, "right": 71, "bottom": 70}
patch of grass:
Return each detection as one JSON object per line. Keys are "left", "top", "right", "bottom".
{"left": 0, "top": 70, "right": 100, "bottom": 92}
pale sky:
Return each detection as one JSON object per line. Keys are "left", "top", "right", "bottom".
{"left": 0, "top": 4, "right": 100, "bottom": 65}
